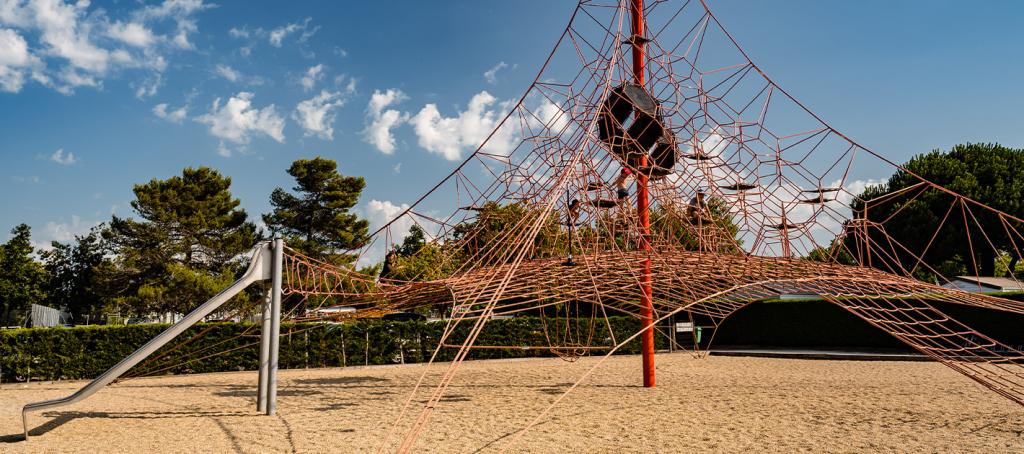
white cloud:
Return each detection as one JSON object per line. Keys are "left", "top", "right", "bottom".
{"left": 228, "top": 23, "right": 311, "bottom": 57}
{"left": 268, "top": 18, "right": 311, "bottom": 47}
{"left": 0, "top": 29, "right": 32, "bottom": 67}
{"left": 0, "top": 3, "right": 103, "bottom": 94}
{"left": 56, "top": 66, "right": 98, "bottom": 92}
{"left": 298, "top": 24, "right": 318, "bottom": 45}
{"left": 840, "top": 178, "right": 885, "bottom": 202}
{"left": 483, "top": 61, "right": 508, "bottom": 85}
{"left": 152, "top": 102, "right": 187, "bottom": 123}
{"left": 228, "top": 26, "right": 251, "bottom": 39}
{"left": 366, "top": 200, "right": 411, "bottom": 230}
{"left": 293, "top": 89, "right": 349, "bottom": 140}
{"left": 360, "top": 199, "right": 413, "bottom": 267}
{"left": 410, "top": 90, "right": 517, "bottom": 161}
{"left": 212, "top": 64, "right": 263, "bottom": 86}
{"left": 0, "top": 2, "right": 31, "bottom": 27}
{"left": 0, "top": 0, "right": 212, "bottom": 94}
{"left": 106, "top": 21, "right": 155, "bottom": 48}
{"left": 136, "top": 0, "right": 213, "bottom": 50}
{"left": 31, "top": 0, "right": 109, "bottom": 73}
{"left": 227, "top": 25, "right": 261, "bottom": 56}
{"left": 35, "top": 215, "right": 99, "bottom": 250}
{"left": 299, "top": 63, "right": 323, "bottom": 91}
{"left": 49, "top": 148, "right": 76, "bottom": 165}
{"left": 268, "top": 26, "right": 293, "bottom": 47}
{"left": 196, "top": 92, "right": 285, "bottom": 145}
{"left": 136, "top": 0, "right": 211, "bottom": 22}
{"left": 216, "top": 141, "right": 232, "bottom": 157}
{"left": 362, "top": 88, "right": 409, "bottom": 155}
{"left": 528, "top": 98, "right": 570, "bottom": 133}
{"left": 133, "top": 73, "right": 161, "bottom": 98}
{"left": 0, "top": 27, "right": 38, "bottom": 92}
{"left": 215, "top": 63, "right": 241, "bottom": 82}
{"left": 342, "top": 75, "right": 356, "bottom": 93}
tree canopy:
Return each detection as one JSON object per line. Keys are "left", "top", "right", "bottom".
{"left": 104, "top": 167, "right": 257, "bottom": 315}
{"left": 650, "top": 197, "right": 740, "bottom": 252}
{"left": 264, "top": 157, "right": 369, "bottom": 264}
{"left": 41, "top": 226, "right": 109, "bottom": 323}
{"left": 382, "top": 225, "right": 462, "bottom": 282}
{"left": 0, "top": 159, "right": 376, "bottom": 323}
{"left": 450, "top": 202, "right": 562, "bottom": 266}
{"left": 848, "top": 143, "right": 1024, "bottom": 278}
{"left": 444, "top": 197, "right": 741, "bottom": 270}
{"left": 0, "top": 224, "right": 47, "bottom": 326}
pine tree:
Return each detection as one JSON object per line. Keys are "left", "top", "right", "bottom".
{"left": 848, "top": 143, "right": 1024, "bottom": 278}
{"left": 105, "top": 167, "right": 257, "bottom": 314}
{"left": 110, "top": 167, "right": 256, "bottom": 270}
{"left": 264, "top": 157, "right": 369, "bottom": 264}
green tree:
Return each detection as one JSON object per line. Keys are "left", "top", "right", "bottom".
{"left": 135, "top": 263, "right": 239, "bottom": 315}
{"left": 264, "top": 157, "right": 369, "bottom": 264}
{"left": 450, "top": 202, "right": 562, "bottom": 266}
{"left": 41, "top": 226, "right": 109, "bottom": 323}
{"left": 383, "top": 225, "right": 462, "bottom": 282}
{"left": 650, "top": 197, "right": 740, "bottom": 252}
{"left": 109, "top": 167, "right": 256, "bottom": 269}
{"left": 848, "top": 143, "right": 1024, "bottom": 278}
{"left": 397, "top": 225, "right": 427, "bottom": 257}
{"left": 0, "top": 224, "right": 47, "bottom": 326}
{"left": 105, "top": 167, "right": 258, "bottom": 315}
{"left": 805, "top": 238, "right": 856, "bottom": 265}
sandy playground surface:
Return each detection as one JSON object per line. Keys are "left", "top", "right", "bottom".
{"left": 2, "top": 353, "right": 1023, "bottom": 453}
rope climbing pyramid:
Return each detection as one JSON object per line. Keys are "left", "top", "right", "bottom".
{"left": 274, "top": 1, "right": 1024, "bottom": 450}
{"left": 18, "top": 2, "right": 1024, "bottom": 449}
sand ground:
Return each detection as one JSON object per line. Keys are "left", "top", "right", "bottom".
{"left": 2, "top": 353, "right": 1023, "bottom": 453}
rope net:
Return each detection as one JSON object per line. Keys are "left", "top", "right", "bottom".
{"left": 264, "top": 0, "right": 1024, "bottom": 450}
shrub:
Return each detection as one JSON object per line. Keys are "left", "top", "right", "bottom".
{"left": 0, "top": 317, "right": 665, "bottom": 382}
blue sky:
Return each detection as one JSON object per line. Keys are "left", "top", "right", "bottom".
{"left": 3, "top": 0, "right": 1024, "bottom": 249}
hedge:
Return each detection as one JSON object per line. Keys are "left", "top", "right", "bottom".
{"left": 0, "top": 317, "right": 667, "bottom": 383}
{"left": 8, "top": 299, "right": 1020, "bottom": 383}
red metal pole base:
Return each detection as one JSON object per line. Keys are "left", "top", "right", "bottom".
{"left": 640, "top": 258, "right": 655, "bottom": 387}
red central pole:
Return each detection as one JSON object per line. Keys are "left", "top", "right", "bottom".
{"left": 630, "top": 0, "right": 655, "bottom": 388}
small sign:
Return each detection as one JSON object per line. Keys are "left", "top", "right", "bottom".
{"left": 675, "top": 322, "right": 694, "bottom": 333}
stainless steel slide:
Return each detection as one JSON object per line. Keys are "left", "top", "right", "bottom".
{"left": 21, "top": 241, "right": 274, "bottom": 439}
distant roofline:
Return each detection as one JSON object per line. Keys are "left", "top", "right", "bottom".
{"left": 951, "top": 276, "right": 1024, "bottom": 290}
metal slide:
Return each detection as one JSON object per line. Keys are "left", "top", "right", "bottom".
{"left": 21, "top": 241, "right": 275, "bottom": 439}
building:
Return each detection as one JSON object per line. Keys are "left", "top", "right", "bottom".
{"left": 941, "top": 276, "right": 1024, "bottom": 293}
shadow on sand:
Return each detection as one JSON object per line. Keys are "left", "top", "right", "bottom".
{"left": 2, "top": 409, "right": 252, "bottom": 444}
